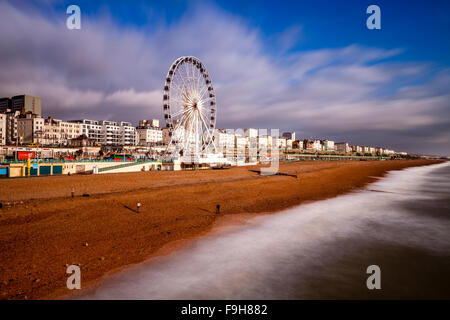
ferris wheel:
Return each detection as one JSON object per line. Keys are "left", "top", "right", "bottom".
{"left": 163, "top": 56, "right": 217, "bottom": 158}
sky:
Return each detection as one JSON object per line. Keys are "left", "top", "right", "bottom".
{"left": 0, "top": 0, "right": 449, "bottom": 155}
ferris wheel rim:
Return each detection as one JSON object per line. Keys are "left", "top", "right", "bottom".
{"left": 163, "top": 56, "right": 217, "bottom": 155}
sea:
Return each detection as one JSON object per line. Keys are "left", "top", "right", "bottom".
{"left": 77, "top": 161, "right": 450, "bottom": 299}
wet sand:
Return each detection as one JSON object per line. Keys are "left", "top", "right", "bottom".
{"left": 0, "top": 160, "right": 441, "bottom": 299}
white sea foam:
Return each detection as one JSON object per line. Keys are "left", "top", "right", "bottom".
{"left": 77, "top": 162, "right": 450, "bottom": 299}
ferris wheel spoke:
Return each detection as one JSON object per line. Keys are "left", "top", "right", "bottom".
{"left": 175, "top": 67, "right": 189, "bottom": 92}
{"left": 192, "top": 64, "right": 199, "bottom": 94}
{"left": 171, "top": 82, "right": 186, "bottom": 97}
{"left": 199, "top": 107, "right": 210, "bottom": 121}
{"left": 184, "top": 63, "right": 194, "bottom": 94}
{"left": 198, "top": 110, "right": 215, "bottom": 144}
{"left": 189, "top": 63, "right": 195, "bottom": 94}
{"left": 171, "top": 108, "right": 187, "bottom": 118}
{"left": 198, "top": 85, "right": 209, "bottom": 101}
{"left": 199, "top": 96, "right": 214, "bottom": 105}
{"left": 194, "top": 65, "right": 201, "bottom": 96}
{"left": 170, "top": 97, "right": 188, "bottom": 106}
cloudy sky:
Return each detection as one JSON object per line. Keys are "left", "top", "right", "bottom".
{"left": 0, "top": 0, "right": 449, "bottom": 155}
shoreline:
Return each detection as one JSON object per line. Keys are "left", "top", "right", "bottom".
{"left": 0, "top": 159, "right": 443, "bottom": 299}
{"left": 66, "top": 210, "right": 268, "bottom": 300}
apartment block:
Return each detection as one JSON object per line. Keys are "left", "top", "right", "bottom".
{"left": 293, "top": 140, "right": 304, "bottom": 150}
{"left": 40, "top": 117, "right": 82, "bottom": 146}
{"left": 214, "top": 129, "right": 235, "bottom": 153}
{"left": 335, "top": 142, "right": 351, "bottom": 153}
{"left": 70, "top": 119, "right": 137, "bottom": 146}
{"left": 0, "top": 95, "right": 42, "bottom": 116}
{"left": 0, "top": 113, "right": 6, "bottom": 145}
{"left": 137, "top": 127, "right": 163, "bottom": 146}
{"left": 322, "top": 140, "right": 335, "bottom": 151}
{"left": 17, "top": 113, "right": 45, "bottom": 144}
{"left": 351, "top": 145, "right": 363, "bottom": 153}
{"left": 282, "top": 131, "right": 296, "bottom": 141}
{"left": 286, "top": 139, "right": 293, "bottom": 149}
{"left": 312, "top": 139, "right": 322, "bottom": 151}
{"left": 5, "top": 110, "right": 20, "bottom": 145}
{"left": 138, "top": 119, "right": 160, "bottom": 128}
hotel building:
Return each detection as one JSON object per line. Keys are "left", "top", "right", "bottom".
{"left": 69, "top": 119, "right": 137, "bottom": 146}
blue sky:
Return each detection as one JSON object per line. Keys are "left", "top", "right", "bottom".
{"left": 38, "top": 0, "right": 450, "bottom": 64}
{"left": 1, "top": 0, "right": 449, "bottom": 155}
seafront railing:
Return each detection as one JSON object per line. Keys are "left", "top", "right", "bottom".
{"left": 282, "top": 154, "right": 389, "bottom": 161}
{"left": 97, "top": 160, "right": 157, "bottom": 173}
{"left": 0, "top": 159, "right": 146, "bottom": 164}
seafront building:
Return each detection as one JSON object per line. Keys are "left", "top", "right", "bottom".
{"left": 69, "top": 119, "right": 137, "bottom": 146}
{"left": 17, "top": 113, "right": 45, "bottom": 144}
{"left": 0, "top": 113, "right": 6, "bottom": 146}
{"left": 312, "top": 139, "right": 322, "bottom": 151}
{"left": 214, "top": 129, "right": 236, "bottom": 156}
{"left": 136, "top": 119, "right": 163, "bottom": 146}
{"left": 274, "top": 137, "right": 287, "bottom": 149}
{"left": 139, "top": 119, "right": 160, "bottom": 128}
{"left": 322, "top": 140, "right": 335, "bottom": 151}
{"left": 351, "top": 145, "right": 363, "bottom": 153}
{"left": 0, "top": 95, "right": 42, "bottom": 116}
{"left": 235, "top": 135, "right": 248, "bottom": 149}
{"left": 286, "top": 139, "right": 293, "bottom": 149}
{"left": 244, "top": 128, "right": 258, "bottom": 139}
{"left": 293, "top": 140, "right": 304, "bottom": 150}
{"left": 282, "top": 131, "right": 296, "bottom": 141}
{"left": 41, "top": 117, "right": 82, "bottom": 146}
{"left": 4, "top": 110, "right": 20, "bottom": 145}
{"left": 335, "top": 142, "right": 352, "bottom": 153}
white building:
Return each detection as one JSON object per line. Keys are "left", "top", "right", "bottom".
{"left": 137, "top": 127, "right": 163, "bottom": 146}
{"left": 322, "top": 140, "right": 335, "bottom": 151}
{"left": 70, "top": 119, "right": 137, "bottom": 146}
{"left": 41, "top": 117, "right": 82, "bottom": 146}
{"left": 235, "top": 135, "right": 248, "bottom": 149}
{"left": 312, "top": 139, "right": 322, "bottom": 151}
{"left": 5, "top": 110, "right": 20, "bottom": 145}
{"left": 352, "top": 145, "right": 363, "bottom": 153}
{"left": 274, "top": 137, "right": 287, "bottom": 149}
{"left": 214, "top": 129, "right": 235, "bottom": 154}
{"left": 70, "top": 119, "right": 103, "bottom": 142}
{"left": 0, "top": 113, "right": 6, "bottom": 145}
{"left": 139, "top": 119, "right": 159, "bottom": 128}
{"left": 100, "top": 120, "right": 121, "bottom": 146}
{"left": 286, "top": 139, "right": 293, "bottom": 149}
{"left": 258, "top": 135, "right": 268, "bottom": 149}
{"left": 244, "top": 128, "right": 258, "bottom": 138}
{"left": 118, "top": 121, "right": 137, "bottom": 146}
